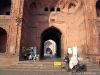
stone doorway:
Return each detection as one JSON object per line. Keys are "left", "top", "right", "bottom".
{"left": 0, "top": 27, "right": 7, "bottom": 53}
{"left": 40, "top": 27, "right": 63, "bottom": 59}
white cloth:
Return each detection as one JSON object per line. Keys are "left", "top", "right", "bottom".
{"left": 69, "top": 55, "right": 78, "bottom": 69}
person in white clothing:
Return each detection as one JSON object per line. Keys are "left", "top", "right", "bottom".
{"left": 69, "top": 54, "right": 78, "bottom": 73}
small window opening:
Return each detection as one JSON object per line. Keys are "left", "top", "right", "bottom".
{"left": 57, "top": 8, "right": 60, "bottom": 12}
{"left": 44, "top": 7, "right": 48, "bottom": 12}
{"left": 50, "top": 7, "right": 55, "bottom": 12}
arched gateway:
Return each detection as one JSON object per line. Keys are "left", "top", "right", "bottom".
{"left": 0, "top": 0, "right": 100, "bottom": 66}
{"left": 40, "top": 27, "right": 63, "bottom": 59}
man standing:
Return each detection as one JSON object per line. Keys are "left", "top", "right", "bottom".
{"left": 64, "top": 53, "right": 69, "bottom": 72}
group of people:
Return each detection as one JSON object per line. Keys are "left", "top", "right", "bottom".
{"left": 64, "top": 53, "right": 79, "bottom": 73}
{"left": 24, "top": 47, "right": 37, "bottom": 61}
{"left": 24, "top": 51, "right": 36, "bottom": 61}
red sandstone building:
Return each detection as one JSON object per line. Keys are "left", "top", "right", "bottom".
{"left": 0, "top": 0, "right": 100, "bottom": 66}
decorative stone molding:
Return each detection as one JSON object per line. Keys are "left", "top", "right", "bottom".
{"left": 0, "top": 19, "right": 10, "bottom": 25}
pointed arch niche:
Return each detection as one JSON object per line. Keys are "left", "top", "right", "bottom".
{"left": 0, "top": 27, "right": 7, "bottom": 53}
{"left": 40, "top": 26, "right": 64, "bottom": 59}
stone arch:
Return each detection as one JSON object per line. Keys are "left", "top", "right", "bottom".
{"left": 0, "top": 27, "right": 7, "bottom": 53}
{"left": 40, "top": 26, "right": 64, "bottom": 59}
{"left": 0, "top": 0, "right": 11, "bottom": 15}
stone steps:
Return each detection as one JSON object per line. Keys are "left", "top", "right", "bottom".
{"left": 16, "top": 61, "right": 98, "bottom": 67}
{"left": 14, "top": 63, "right": 98, "bottom": 68}
{"left": 9, "top": 64, "right": 99, "bottom": 70}
{"left": 0, "top": 58, "right": 99, "bottom": 75}
{"left": 6, "top": 66, "right": 62, "bottom": 71}
{"left": 3, "top": 60, "right": 99, "bottom": 72}
{"left": 4, "top": 67, "right": 99, "bottom": 72}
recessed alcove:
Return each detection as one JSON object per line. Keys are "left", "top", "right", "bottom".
{"left": 0, "top": 0, "right": 11, "bottom": 15}
{"left": 96, "top": 0, "right": 100, "bottom": 17}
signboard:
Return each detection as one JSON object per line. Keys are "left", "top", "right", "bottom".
{"left": 54, "top": 61, "right": 61, "bottom": 66}
{"left": 68, "top": 48, "right": 72, "bottom": 54}
{"left": 72, "top": 46, "right": 78, "bottom": 57}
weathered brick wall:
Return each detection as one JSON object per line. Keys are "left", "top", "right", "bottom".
{"left": 21, "top": 0, "right": 32, "bottom": 47}
{"left": 0, "top": 0, "right": 24, "bottom": 66}
{"left": 67, "top": 4, "right": 87, "bottom": 56}
{"left": 84, "top": 0, "right": 99, "bottom": 55}
{"left": 8, "top": 0, "right": 24, "bottom": 55}
{"left": 21, "top": 0, "right": 99, "bottom": 58}
{"left": 83, "top": 0, "right": 100, "bottom": 61}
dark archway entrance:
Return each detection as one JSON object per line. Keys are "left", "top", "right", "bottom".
{"left": 40, "top": 27, "right": 62, "bottom": 59}
{"left": 96, "top": 0, "right": 100, "bottom": 17}
{"left": 0, "top": 27, "right": 7, "bottom": 53}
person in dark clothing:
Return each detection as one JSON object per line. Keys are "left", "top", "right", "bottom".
{"left": 24, "top": 53, "right": 27, "bottom": 60}
{"left": 50, "top": 50, "right": 53, "bottom": 58}
{"left": 64, "top": 53, "right": 69, "bottom": 72}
